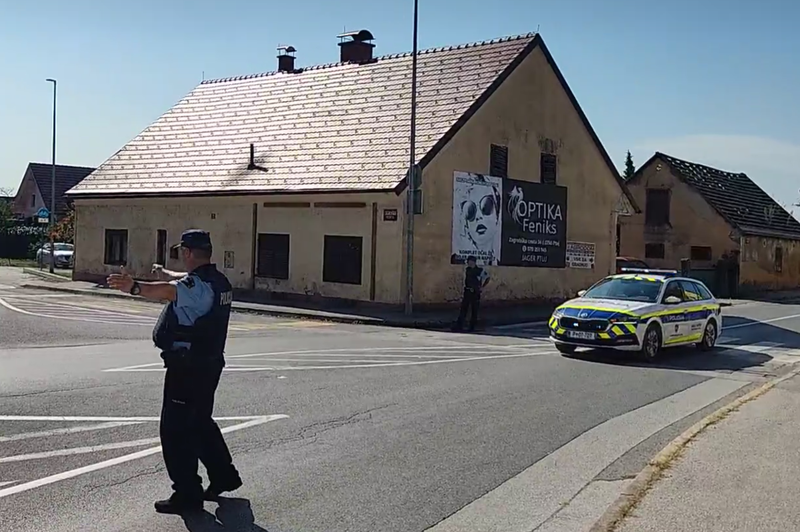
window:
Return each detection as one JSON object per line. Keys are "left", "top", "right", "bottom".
{"left": 644, "top": 243, "right": 665, "bottom": 259}
{"left": 104, "top": 229, "right": 128, "bottom": 266}
{"left": 693, "top": 282, "right": 714, "bottom": 300}
{"left": 156, "top": 230, "right": 167, "bottom": 265}
{"left": 256, "top": 233, "right": 290, "bottom": 280}
{"left": 30, "top": 194, "right": 36, "bottom": 208}
{"left": 662, "top": 281, "right": 685, "bottom": 302}
{"left": 540, "top": 153, "right": 557, "bottom": 185}
{"left": 645, "top": 189, "right": 670, "bottom": 226}
{"left": 690, "top": 246, "right": 712, "bottom": 261}
{"left": 323, "top": 235, "right": 363, "bottom": 285}
{"left": 490, "top": 144, "right": 508, "bottom": 178}
{"left": 678, "top": 280, "right": 701, "bottom": 301}
{"left": 775, "top": 246, "right": 783, "bottom": 273}
{"left": 583, "top": 277, "right": 662, "bottom": 303}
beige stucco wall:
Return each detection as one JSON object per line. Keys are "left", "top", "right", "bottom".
{"left": 410, "top": 46, "right": 628, "bottom": 303}
{"left": 619, "top": 158, "right": 739, "bottom": 268}
{"left": 73, "top": 192, "right": 403, "bottom": 302}
{"left": 740, "top": 235, "right": 800, "bottom": 291}
{"left": 12, "top": 170, "right": 46, "bottom": 219}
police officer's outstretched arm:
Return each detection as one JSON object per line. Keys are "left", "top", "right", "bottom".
{"left": 108, "top": 266, "right": 178, "bottom": 302}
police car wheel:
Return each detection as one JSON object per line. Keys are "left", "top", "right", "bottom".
{"left": 697, "top": 320, "right": 717, "bottom": 351}
{"left": 556, "top": 343, "right": 576, "bottom": 356}
{"left": 639, "top": 324, "right": 662, "bottom": 361}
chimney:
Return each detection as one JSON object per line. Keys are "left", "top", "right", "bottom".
{"left": 337, "top": 30, "right": 375, "bottom": 64}
{"left": 277, "top": 45, "right": 296, "bottom": 72}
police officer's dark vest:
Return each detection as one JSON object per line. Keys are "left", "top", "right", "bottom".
{"left": 153, "top": 263, "right": 233, "bottom": 364}
{"left": 465, "top": 266, "right": 484, "bottom": 291}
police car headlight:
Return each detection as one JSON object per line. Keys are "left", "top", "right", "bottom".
{"left": 552, "top": 308, "right": 565, "bottom": 318}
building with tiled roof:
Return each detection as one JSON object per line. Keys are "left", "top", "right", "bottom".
{"left": 69, "top": 31, "right": 636, "bottom": 305}
{"left": 11, "top": 163, "right": 95, "bottom": 220}
{"left": 620, "top": 152, "right": 800, "bottom": 294}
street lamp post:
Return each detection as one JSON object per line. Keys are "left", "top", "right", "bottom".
{"left": 404, "top": 0, "right": 419, "bottom": 315}
{"left": 46, "top": 79, "right": 57, "bottom": 274}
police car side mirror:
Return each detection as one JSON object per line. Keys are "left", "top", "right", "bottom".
{"left": 664, "top": 296, "right": 682, "bottom": 305}
{"left": 577, "top": 290, "right": 587, "bottom": 297}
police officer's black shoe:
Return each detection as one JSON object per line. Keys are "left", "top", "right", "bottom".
{"left": 203, "top": 475, "right": 243, "bottom": 501}
{"left": 154, "top": 493, "right": 204, "bottom": 515}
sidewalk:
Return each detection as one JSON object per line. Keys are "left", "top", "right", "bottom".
{"left": 18, "top": 279, "right": 554, "bottom": 329}
{"left": 617, "top": 370, "right": 800, "bottom": 532}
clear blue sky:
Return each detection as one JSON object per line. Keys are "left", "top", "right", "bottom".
{"left": 2, "top": 0, "right": 798, "bottom": 208}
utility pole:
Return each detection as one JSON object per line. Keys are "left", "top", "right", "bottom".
{"left": 46, "top": 78, "right": 57, "bottom": 274}
{"left": 404, "top": 0, "right": 419, "bottom": 315}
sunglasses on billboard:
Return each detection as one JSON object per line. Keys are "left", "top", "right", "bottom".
{"left": 462, "top": 195, "right": 497, "bottom": 222}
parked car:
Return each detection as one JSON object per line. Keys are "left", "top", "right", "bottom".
{"left": 36, "top": 243, "right": 74, "bottom": 269}
{"left": 548, "top": 268, "right": 721, "bottom": 361}
{"left": 616, "top": 256, "right": 650, "bottom": 273}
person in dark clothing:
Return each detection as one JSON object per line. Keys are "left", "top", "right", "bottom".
{"left": 107, "top": 230, "right": 241, "bottom": 515}
{"left": 453, "top": 255, "right": 491, "bottom": 332}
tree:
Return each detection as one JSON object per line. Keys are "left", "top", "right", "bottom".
{"left": 623, "top": 151, "right": 636, "bottom": 181}
{"left": 0, "top": 187, "right": 14, "bottom": 233}
{"left": 50, "top": 204, "right": 75, "bottom": 243}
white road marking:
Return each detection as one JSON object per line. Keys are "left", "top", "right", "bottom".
{"left": 724, "top": 313, "right": 800, "bottom": 330}
{"left": 0, "top": 438, "right": 163, "bottom": 463}
{"left": 0, "top": 414, "right": 288, "bottom": 500}
{"left": 492, "top": 321, "right": 549, "bottom": 330}
{"left": 0, "top": 421, "right": 143, "bottom": 442}
{"left": 108, "top": 351, "right": 555, "bottom": 372}
{"left": 0, "top": 415, "right": 269, "bottom": 422}
{"left": 0, "top": 482, "right": 16, "bottom": 488}
{"left": 0, "top": 284, "right": 15, "bottom": 290}
{"left": 225, "top": 344, "right": 543, "bottom": 359}
{"left": 0, "top": 296, "right": 153, "bottom": 326}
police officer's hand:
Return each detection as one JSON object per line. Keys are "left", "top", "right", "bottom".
{"left": 151, "top": 263, "right": 164, "bottom": 277}
{"left": 107, "top": 266, "right": 134, "bottom": 293}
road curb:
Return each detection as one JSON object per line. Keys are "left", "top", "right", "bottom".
{"left": 17, "top": 283, "right": 548, "bottom": 330}
{"left": 22, "top": 269, "right": 71, "bottom": 283}
{"left": 589, "top": 365, "right": 800, "bottom": 532}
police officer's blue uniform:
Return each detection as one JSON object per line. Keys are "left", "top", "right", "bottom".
{"left": 151, "top": 230, "right": 241, "bottom": 511}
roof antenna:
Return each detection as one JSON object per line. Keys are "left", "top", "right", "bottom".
{"left": 536, "top": 24, "right": 540, "bottom": 33}
{"left": 201, "top": 71, "right": 205, "bottom": 81}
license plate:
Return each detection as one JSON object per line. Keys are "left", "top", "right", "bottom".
{"left": 567, "top": 330, "right": 596, "bottom": 340}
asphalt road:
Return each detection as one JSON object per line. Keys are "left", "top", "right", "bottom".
{"left": 2, "top": 267, "right": 800, "bottom": 532}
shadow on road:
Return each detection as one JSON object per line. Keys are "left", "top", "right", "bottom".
{"left": 183, "top": 497, "right": 271, "bottom": 531}
{"left": 566, "top": 317, "right": 800, "bottom": 373}
{"left": 479, "top": 316, "right": 800, "bottom": 374}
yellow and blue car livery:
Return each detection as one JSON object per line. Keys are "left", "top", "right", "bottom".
{"left": 549, "top": 270, "right": 722, "bottom": 355}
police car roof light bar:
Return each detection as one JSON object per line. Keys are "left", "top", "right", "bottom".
{"left": 619, "top": 268, "right": 679, "bottom": 277}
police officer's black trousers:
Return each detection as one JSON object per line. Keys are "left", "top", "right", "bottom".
{"left": 160, "top": 362, "right": 238, "bottom": 498}
{"left": 456, "top": 288, "right": 480, "bottom": 330}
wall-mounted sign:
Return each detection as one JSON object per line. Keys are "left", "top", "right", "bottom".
{"left": 223, "top": 250, "right": 235, "bottom": 269}
{"left": 383, "top": 209, "right": 398, "bottom": 222}
{"left": 450, "top": 171, "right": 568, "bottom": 267}
{"left": 566, "top": 241, "right": 595, "bottom": 269}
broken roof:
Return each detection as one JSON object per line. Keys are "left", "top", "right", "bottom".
{"left": 641, "top": 153, "right": 800, "bottom": 240}
{"left": 69, "top": 32, "right": 632, "bottom": 206}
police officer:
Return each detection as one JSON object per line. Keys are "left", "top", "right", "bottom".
{"left": 453, "top": 255, "right": 490, "bottom": 332}
{"left": 107, "top": 229, "right": 242, "bottom": 515}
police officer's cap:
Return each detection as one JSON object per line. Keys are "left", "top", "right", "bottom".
{"left": 172, "top": 229, "right": 212, "bottom": 251}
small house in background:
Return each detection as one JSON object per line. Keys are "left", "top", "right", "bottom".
{"left": 619, "top": 152, "right": 800, "bottom": 296}
{"left": 11, "top": 163, "right": 95, "bottom": 220}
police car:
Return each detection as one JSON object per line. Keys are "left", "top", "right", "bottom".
{"left": 549, "top": 269, "right": 722, "bottom": 360}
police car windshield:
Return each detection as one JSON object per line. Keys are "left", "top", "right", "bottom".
{"left": 582, "top": 277, "right": 662, "bottom": 303}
